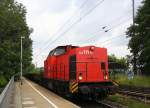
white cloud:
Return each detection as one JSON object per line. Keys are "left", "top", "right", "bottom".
{"left": 16, "top": 0, "right": 143, "bottom": 67}
{"left": 107, "top": 45, "right": 130, "bottom": 57}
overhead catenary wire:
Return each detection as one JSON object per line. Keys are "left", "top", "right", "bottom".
{"left": 34, "top": 0, "right": 90, "bottom": 58}
{"left": 63, "top": 10, "right": 132, "bottom": 45}
{"left": 33, "top": 0, "right": 89, "bottom": 58}
{"left": 53, "top": 5, "right": 133, "bottom": 45}
{"left": 99, "top": 33, "right": 126, "bottom": 45}
{"left": 43, "top": 0, "right": 89, "bottom": 45}
{"left": 34, "top": 0, "right": 134, "bottom": 66}
{"left": 35, "top": 14, "right": 131, "bottom": 61}
{"left": 35, "top": 0, "right": 105, "bottom": 59}
{"left": 33, "top": 10, "right": 132, "bottom": 46}
{"left": 75, "top": 17, "right": 132, "bottom": 44}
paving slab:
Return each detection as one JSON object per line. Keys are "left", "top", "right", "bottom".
{"left": 12, "top": 78, "right": 80, "bottom": 108}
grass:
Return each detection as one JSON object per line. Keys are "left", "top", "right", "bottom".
{"left": 107, "top": 94, "right": 150, "bottom": 108}
{"left": 110, "top": 74, "right": 150, "bottom": 87}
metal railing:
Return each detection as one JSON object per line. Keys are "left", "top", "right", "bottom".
{"left": 0, "top": 76, "right": 15, "bottom": 108}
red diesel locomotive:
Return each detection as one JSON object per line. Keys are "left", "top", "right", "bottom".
{"left": 44, "top": 45, "right": 115, "bottom": 98}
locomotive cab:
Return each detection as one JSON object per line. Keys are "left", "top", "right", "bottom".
{"left": 69, "top": 46, "right": 109, "bottom": 82}
{"left": 69, "top": 46, "right": 115, "bottom": 96}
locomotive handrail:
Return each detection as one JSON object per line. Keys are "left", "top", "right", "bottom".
{"left": 71, "top": 61, "right": 102, "bottom": 63}
{"left": 0, "top": 76, "right": 15, "bottom": 108}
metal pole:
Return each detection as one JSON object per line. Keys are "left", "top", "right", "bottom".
{"left": 21, "top": 37, "right": 22, "bottom": 85}
{"left": 132, "top": 0, "right": 135, "bottom": 25}
{"left": 132, "top": 0, "right": 137, "bottom": 75}
{"left": 21, "top": 37, "right": 24, "bottom": 85}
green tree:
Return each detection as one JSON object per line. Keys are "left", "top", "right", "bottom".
{"left": 108, "top": 54, "right": 128, "bottom": 71}
{"left": 0, "top": 0, "right": 33, "bottom": 81}
{"left": 126, "top": 0, "right": 150, "bottom": 75}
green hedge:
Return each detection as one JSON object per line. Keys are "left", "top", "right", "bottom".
{"left": 110, "top": 74, "right": 150, "bottom": 87}
{"left": 0, "top": 75, "right": 8, "bottom": 87}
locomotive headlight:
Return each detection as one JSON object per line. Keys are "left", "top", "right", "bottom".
{"left": 104, "top": 75, "right": 108, "bottom": 80}
{"left": 105, "top": 75, "right": 108, "bottom": 80}
{"left": 79, "top": 73, "right": 82, "bottom": 80}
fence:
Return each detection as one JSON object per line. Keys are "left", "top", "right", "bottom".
{"left": 0, "top": 76, "right": 15, "bottom": 108}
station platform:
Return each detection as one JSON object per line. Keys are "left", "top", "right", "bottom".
{"left": 11, "top": 78, "right": 80, "bottom": 108}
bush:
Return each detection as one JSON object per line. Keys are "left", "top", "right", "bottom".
{"left": 0, "top": 75, "right": 8, "bottom": 87}
{"left": 111, "top": 74, "right": 150, "bottom": 87}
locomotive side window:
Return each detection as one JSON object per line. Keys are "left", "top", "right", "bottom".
{"left": 54, "top": 48, "right": 66, "bottom": 56}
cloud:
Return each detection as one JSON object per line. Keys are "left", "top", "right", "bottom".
{"left": 16, "top": 0, "right": 143, "bottom": 67}
{"left": 107, "top": 45, "right": 130, "bottom": 57}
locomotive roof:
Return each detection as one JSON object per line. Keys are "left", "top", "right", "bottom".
{"left": 55, "top": 45, "right": 79, "bottom": 49}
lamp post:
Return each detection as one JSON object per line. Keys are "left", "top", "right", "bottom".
{"left": 21, "top": 36, "right": 25, "bottom": 85}
{"left": 132, "top": 0, "right": 135, "bottom": 26}
{"left": 132, "top": 0, "right": 137, "bottom": 75}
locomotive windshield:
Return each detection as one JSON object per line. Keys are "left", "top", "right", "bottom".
{"left": 48, "top": 46, "right": 66, "bottom": 56}
{"left": 48, "top": 50, "right": 54, "bottom": 56}
{"left": 48, "top": 45, "right": 78, "bottom": 57}
{"left": 54, "top": 48, "right": 66, "bottom": 56}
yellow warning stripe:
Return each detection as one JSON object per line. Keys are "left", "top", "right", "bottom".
{"left": 69, "top": 81, "right": 78, "bottom": 93}
{"left": 70, "top": 81, "right": 76, "bottom": 86}
{"left": 71, "top": 86, "right": 78, "bottom": 93}
{"left": 71, "top": 83, "right": 78, "bottom": 90}
{"left": 72, "top": 86, "right": 78, "bottom": 93}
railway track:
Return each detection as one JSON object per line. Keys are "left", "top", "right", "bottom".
{"left": 97, "top": 100, "right": 128, "bottom": 108}
{"left": 119, "top": 85, "right": 150, "bottom": 94}
{"left": 69, "top": 97, "right": 128, "bottom": 108}
{"left": 118, "top": 86, "right": 150, "bottom": 103}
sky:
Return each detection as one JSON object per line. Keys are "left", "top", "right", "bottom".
{"left": 16, "top": 0, "right": 143, "bottom": 67}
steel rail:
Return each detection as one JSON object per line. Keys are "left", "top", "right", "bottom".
{"left": 117, "top": 89, "right": 150, "bottom": 103}
{"left": 98, "top": 100, "right": 128, "bottom": 108}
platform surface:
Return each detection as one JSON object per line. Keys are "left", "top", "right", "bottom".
{"left": 11, "top": 78, "right": 80, "bottom": 108}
